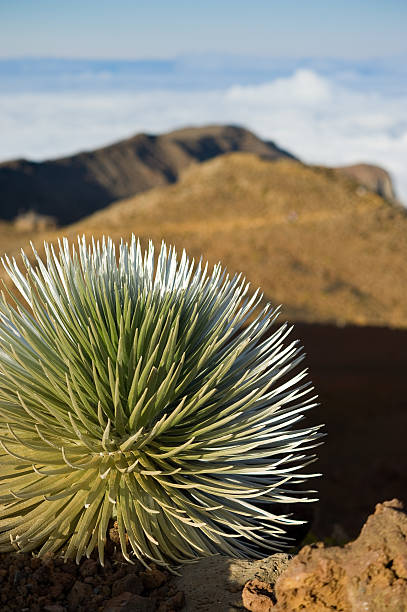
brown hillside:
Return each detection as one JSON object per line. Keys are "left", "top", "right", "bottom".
{"left": 0, "top": 124, "right": 396, "bottom": 227}
{"left": 3, "top": 152, "right": 406, "bottom": 328}
{"left": 0, "top": 125, "right": 293, "bottom": 225}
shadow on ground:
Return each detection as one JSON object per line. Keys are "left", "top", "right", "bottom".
{"left": 293, "top": 322, "right": 407, "bottom": 541}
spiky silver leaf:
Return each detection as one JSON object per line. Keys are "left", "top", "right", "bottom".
{"left": 0, "top": 236, "right": 322, "bottom": 567}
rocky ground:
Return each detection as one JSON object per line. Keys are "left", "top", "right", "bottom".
{"left": 0, "top": 521, "right": 185, "bottom": 611}
{"left": 243, "top": 499, "right": 407, "bottom": 611}
{"left": 1, "top": 499, "right": 406, "bottom": 610}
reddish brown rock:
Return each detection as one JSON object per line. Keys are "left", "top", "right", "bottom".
{"left": 0, "top": 546, "right": 177, "bottom": 611}
{"left": 79, "top": 558, "right": 98, "bottom": 578}
{"left": 176, "top": 552, "right": 290, "bottom": 611}
{"left": 111, "top": 573, "right": 143, "bottom": 597}
{"left": 141, "top": 565, "right": 168, "bottom": 589}
{"left": 242, "top": 579, "right": 276, "bottom": 611}
{"left": 53, "top": 571, "right": 75, "bottom": 592}
{"left": 157, "top": 590, "right": 186, "bottom": 611}
{"left": 167, "top": 590, "right": 185, "bottom": 610}
{"left": 103, "top": 591, "right": 156, "bottom": 612}
{"left": 48, "top": 583, "right": 65, "bottom": 598}
{"left": 273, "top": 499, "right": 407, "bottom": 611}
{"left": 67, "top": 580, "right": 93, "bottom": 611}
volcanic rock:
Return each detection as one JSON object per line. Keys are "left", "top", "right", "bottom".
{"left": 140, "top": 566, "right": 168, "bottom": 590}
{"left": 273, "top": 499, "right": 407, "bottom": 611}
{"left": 175, "top": 553, "right": 290, "bottom": 611}
{"left": 103, "top": 591, "right": 156, "bottom": 612}
{"left": 242, "top": 578, "right": 276, "bottom": 611}
{"left": 67, "top": 580, "right": 93, "bottom": 610}
{"left": 111, "top": 573, "right": 143, "bottom": 596}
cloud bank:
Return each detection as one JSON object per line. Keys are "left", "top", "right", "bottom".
{"left": 0, "top": 67, "right": 406, "bottom": 202}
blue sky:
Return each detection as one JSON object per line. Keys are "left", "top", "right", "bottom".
{"left": 0, "top": 0, "right": 406, "bottom": 59}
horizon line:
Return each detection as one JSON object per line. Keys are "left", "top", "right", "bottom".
{"left": 0, "top": 54, "right": 404, "bottom": 63}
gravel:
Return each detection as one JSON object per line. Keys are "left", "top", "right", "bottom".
{"left": 0, "top": 523, "right": 185, "bottom": 612}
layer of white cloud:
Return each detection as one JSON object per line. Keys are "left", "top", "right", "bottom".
{"left": 0, "top": 69, "right": 406, "bottom": 203}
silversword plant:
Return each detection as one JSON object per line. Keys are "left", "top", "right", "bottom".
{"left": 0, "top": 236, "right": 322, "bottom": 567}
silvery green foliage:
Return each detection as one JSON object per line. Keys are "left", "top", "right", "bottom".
{"left": 0, "top": 236, "right": 322, "bottom": 567}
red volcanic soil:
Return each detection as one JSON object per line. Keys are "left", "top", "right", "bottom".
{"left": 295, "top": 322, "right": 407, "bottom": 540}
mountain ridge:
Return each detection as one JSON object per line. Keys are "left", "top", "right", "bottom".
{"left": 0, "top": 125, "right": 294, "bottom": 225}
{"left": 0, "top": 124, "right": 396, "bottom": 225}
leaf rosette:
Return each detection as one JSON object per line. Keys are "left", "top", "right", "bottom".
{"left": 0, "top": 236, "right": 322, "bottom": 566}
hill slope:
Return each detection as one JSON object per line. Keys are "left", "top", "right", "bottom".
{"left": 4, "top": 152, "right": 406, "bottom": 328}
{"left": 0, "top": 124, "right": 397, "bottom": 226}
{"left": 0, "top": 125, "right": 294, "bottom": 225}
